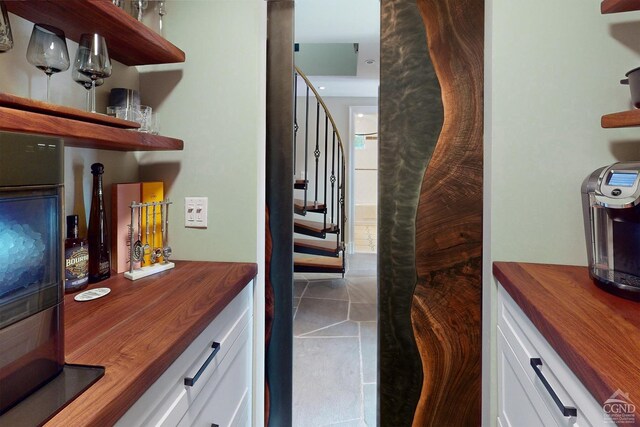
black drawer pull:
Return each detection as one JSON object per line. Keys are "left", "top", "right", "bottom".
{"left": 530, "top": 358, "right": 577, "bottom": 417}
{"left": 184, "top": 342, "right": 221, "bottom": 387}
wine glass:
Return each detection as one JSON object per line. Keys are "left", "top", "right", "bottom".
{"left": 26, "top": 24, "right": 70, "bottom": 103}
{"left": 74, "top": 33, "right": 111, "bottom": 113}
{"left": 132, "top": 0, "right": 148, "bottom": 21}
{"left": 0, "top": 0, "right": 13, "bottom": 53}
{"left": 72, "top": 67, "right": 103, "bottom": 112}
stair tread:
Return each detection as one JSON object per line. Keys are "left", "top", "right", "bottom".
{"left": 294, "top": 179, "right": 308, "bottom": 190}
{"left": 294, "top": 219, "right": 338, "bottom": 233}
{"left": 294, "top": 198, "right": 326, "bottom": 210}
{"left": 294, "top": 238, "right": 343, "bottom": 252}
{"left": 294, "top": 255, "right": 343, "bottom": 268}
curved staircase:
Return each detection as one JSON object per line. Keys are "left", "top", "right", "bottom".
{"left": 293, "top": 67, "right": 346, "bottom": 275}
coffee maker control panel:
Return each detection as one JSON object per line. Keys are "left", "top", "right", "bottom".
{"left": 593, "top": 163, "right": 640, "bottom": 208}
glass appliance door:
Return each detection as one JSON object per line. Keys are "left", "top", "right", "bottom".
{"left": 0, "top": 186, "right": 62, "bottom": 330}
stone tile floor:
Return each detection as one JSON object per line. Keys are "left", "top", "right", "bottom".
{"left": 293, "top": 253, "right": 377, "bottom": 427}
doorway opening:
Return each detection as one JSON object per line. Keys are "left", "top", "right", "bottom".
{"left": 349, "top": 106, "right": 378, "bottom": 255}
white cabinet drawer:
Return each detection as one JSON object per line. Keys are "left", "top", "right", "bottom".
{"left": 178, "top": 321, "right": 252, "bottom": 427}
{"left": 497, "top": 286, "right": 604, "bottom": 427}
{"left": 116, "top": 283, "right": 253, "bottom": 427}
{"left": 498, "top": 326, "right": 558, "bottom": 427}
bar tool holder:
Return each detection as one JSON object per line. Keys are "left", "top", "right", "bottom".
{"left": 124, "top": 199, "right": 174, "bottom": 281}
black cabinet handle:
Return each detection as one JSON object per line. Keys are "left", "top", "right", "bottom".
{"left": 184, "top": 342, "right": 221, "bottom": 387}
{"left": 530, "top": 358, "right": 577, "bottom": 417}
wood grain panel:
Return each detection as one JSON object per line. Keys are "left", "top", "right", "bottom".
{"left": 0, "top": 93, "right": 139, "bottom": 128}
{"left": 601, "top": 109, "right": 640, "bottom": 128}
{"left": 411, "top": 0, "right": 483, "bottom": 425}
{"left": 378, "top": 0, "right": 442, "bottom": 422}
{"left": 46, "top": 261, "right": 256, "bottom": 426}
{"left": 494, "top": 262, "right": 640, "bottom": 425}
{"left": 5, "top": 0, "right": 184, "bottom": 65}
{"left": 264, "top": 207, "right": 274, "bottom": 425}
{"left": 0, "top": 107, "right": 183, "bottom": 151}
{"left": 600, "top": 0, "right": 640, "bottom": 14}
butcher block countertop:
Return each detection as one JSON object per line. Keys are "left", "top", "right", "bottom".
{"left": 493, "top": 262, "right": 640, "bottom": 424}
{"left": 46, "top": 261, "right": 257, "bottom": 426}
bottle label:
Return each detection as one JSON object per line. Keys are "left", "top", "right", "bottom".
{"left": 65, "top": 246, "right": 89, "bottom": 288}
{"left": 98, "top": 260, "right": 110, "bottom": 275}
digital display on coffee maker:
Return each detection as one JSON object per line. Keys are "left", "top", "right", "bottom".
{"left": 607, "top": 172, "right": 638, "bottom": 187}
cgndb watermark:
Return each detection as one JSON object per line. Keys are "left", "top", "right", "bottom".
{"left": 604, "top": 389, "right": 636, "bottom": 424}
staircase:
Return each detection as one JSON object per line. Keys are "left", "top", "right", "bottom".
{"left": 293, "top": 66, "right": 346, "bottom": 275}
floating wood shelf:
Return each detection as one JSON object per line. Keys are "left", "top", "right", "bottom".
{"left": 5, "top": 0, "right": 185, "bottom": 65}
{"left": 601, "top": 109, "right": 640, "bottom": 128}
{"left": 0, "top": 106, "right": 183, "bottom": 151}
{"left": 601, "top": 0, "right": 640, "bottom": 14}
{"left": 0, "top": 92, "right": 140, "bottom": 129}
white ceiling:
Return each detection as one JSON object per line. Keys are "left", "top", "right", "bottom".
{"left": 295, "top": 0, "right": 380, "bottom": 97}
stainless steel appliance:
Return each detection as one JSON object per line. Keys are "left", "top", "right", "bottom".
{"left": 582, "top": 162, "right": 640, "bottom": 300}
{"left": 0, "top": 132, "right": 65, "bottom": 413}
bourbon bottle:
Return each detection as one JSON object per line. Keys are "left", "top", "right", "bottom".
{"left": 64, "top": 214, "right": 89, "bottom": 293}
{"left": 88, "top": 163, "right": 111, "bottom": 282}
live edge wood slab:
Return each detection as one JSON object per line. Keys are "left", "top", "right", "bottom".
{"left": 45, "top": 261, "right": 257, "bottom": 427}
{"left": 493, "top": 262, "right": 640, "bottom": 425}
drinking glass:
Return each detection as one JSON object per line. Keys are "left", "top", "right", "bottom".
{"left": 74, "top": 33, "right": 111, "bottom": 113}
{"left": 72, "top": 67, "right": 104, "bottom": 112}
{"left": 26, "top": 24, "right": 70, "bottom": 102}
{"left": 0, "top": 1, "right": 13, "bottom": 53}
{"left": 157, "top": 1, "right": 167, "bottom": 36}
{"left": 132, "top": 0, "right": 148, "bottom": 21}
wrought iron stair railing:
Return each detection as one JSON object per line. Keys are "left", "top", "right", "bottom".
{"left": 293, "top": 66, "right": 347, "bottom": 273}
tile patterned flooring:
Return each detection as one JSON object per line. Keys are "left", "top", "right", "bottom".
{"left": 293, "top": 253, "right": 377, "bottom": 427}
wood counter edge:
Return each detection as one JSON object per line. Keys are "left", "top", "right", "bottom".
{"left": 47, "top": 261, "right": 258, "bottom": 426}
{"left": 492, "top": 261, "right": 637, "bottom": 423}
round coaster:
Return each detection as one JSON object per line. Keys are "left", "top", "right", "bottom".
{"left": 74, "top": 287, "right": 111, "bottom": 302}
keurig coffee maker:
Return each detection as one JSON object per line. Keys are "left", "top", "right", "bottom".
{"left": 582, "top": 162, "right": 640, "bottom": 300}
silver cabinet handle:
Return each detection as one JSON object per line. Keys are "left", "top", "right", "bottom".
{"left": 184, "top": 342, "right": 221, "bottom": 387}
{"left": 530, "top": 358, "right": 577, "bottom": 417}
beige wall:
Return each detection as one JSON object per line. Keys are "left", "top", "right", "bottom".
{"left": 483, "top": 0, "right": 640, "bottom": 423}
{"left": 137, "top": 0, "right": 266, "bottom": 263}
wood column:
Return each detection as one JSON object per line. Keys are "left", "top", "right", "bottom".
{"left": 379, "top": 0, "right": 483, "bottom": 425}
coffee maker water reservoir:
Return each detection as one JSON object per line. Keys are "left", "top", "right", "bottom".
{"left": 582, "top": 162, "right": 640, "bottom": 300}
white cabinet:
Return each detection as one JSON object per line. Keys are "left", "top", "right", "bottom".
{"left": 497, "top": 285, "right": 604, "bottom": 427}
{"left": 116, "top": 283, "right": 253, "bottom": 427}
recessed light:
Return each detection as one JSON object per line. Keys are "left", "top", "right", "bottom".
{"left": 319, "top": 86, "right": 326, "bottom": 90}
{"left": 364, "top": 59, "right": 376, "bottom": 65}
{"left": 357, "top": 113, "right": 364, "bottom": 118}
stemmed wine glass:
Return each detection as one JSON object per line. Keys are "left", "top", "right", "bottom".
{"left": 132, "top": 0, "right": 148, "bottom": 21}
{"left": 72, "top": 67, "right": 103, "bottom": 112}
{"left": 74, "top": 33, "right": 111, "bottom": 113}
{"left": 26, "top": 24, "right": 70, "bottom": 103}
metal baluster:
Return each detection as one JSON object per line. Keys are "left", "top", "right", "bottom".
{"left": 293, "top": 72, "right": 298, "bottom": 177}
{"left": 304, "top": 86, "right": 310, "bottom": 213}
{"left": 314, "top": 101, "right": 320, "bottom": 206}
{"left": 330, "top": 130, "right": 336, "bottom": 225}
{"left": 337, "top": 145, "right": 341, "bottom": 252}
{"left": 323, "top": 114, "right": 329, "bottom": 232}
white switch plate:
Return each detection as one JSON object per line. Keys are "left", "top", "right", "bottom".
{"left": 185, "top": 197, "right": 208, "bottom": 228}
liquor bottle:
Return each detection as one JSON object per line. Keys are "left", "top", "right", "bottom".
{"left": 88, "top": 162, "right": 111, "bottom": 282}
{"left": 64, "top": 214, "right": 89, "bottom": 293}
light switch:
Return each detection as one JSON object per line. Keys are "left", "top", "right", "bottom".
{"left": 185, "top": 197, "right": 208, "bottom": 228}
